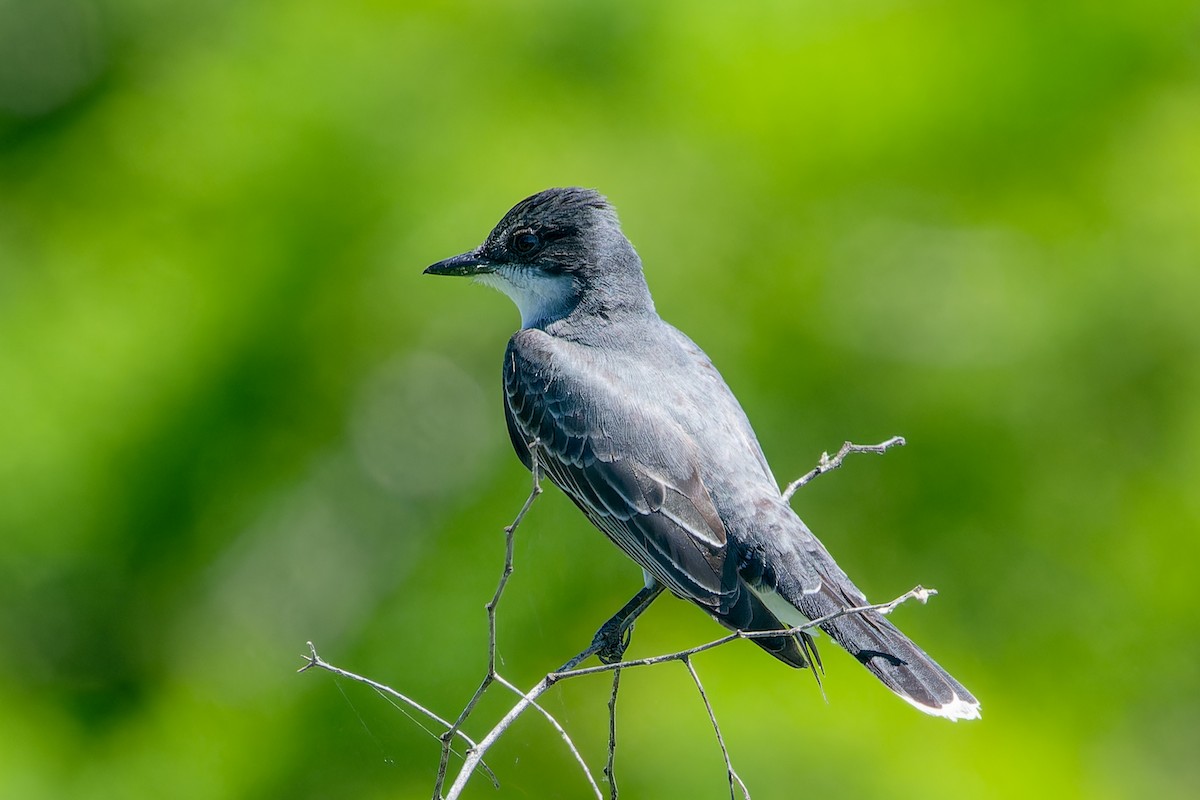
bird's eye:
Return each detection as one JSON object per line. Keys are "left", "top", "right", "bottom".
{"left": 510, "top": 230, "right": 540, "bottom": 255}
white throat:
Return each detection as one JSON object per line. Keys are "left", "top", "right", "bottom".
{"left": 476, "top": 267, "right": 577, "bottom": 329}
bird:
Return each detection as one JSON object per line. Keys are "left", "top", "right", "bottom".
{"left": 424, "top": 187, "right": 980, "bottom": 721}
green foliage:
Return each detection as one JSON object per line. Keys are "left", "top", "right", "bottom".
{"left": 2, "top": 1, "right": 1197, "bottom": 797}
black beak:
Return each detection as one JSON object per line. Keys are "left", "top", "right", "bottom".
{"left": 424, "top": 250, "right": 495, "bottom": 277}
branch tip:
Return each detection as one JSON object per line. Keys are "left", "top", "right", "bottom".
{"left": 297, "top": 641, "right": 320, "bottom": 673}
{"left": 782, "top": 435, "right": 907, "bottom": 501}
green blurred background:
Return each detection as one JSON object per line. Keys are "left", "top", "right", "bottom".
{"left": 2, "top": 0, "right": 1197, "bottom": 797}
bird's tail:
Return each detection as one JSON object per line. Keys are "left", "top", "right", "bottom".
{"left": 813, "top": 601, "right": 980, "bottom": 720}
{"left": 747, "top": 510, "right": 982, "bottom": 720}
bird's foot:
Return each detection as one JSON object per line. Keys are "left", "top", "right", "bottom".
{"left": 591, "top": 619, "right": 632, "bottom": 664}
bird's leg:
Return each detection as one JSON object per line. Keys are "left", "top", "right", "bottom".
{"left": 590, "top": 583, "right": 665, "bottom": 664}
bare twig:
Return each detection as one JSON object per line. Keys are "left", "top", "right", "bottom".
{"left": 433, "top": 448, "right": 543, "bottom": 798}
{"left": 555, "top": 585, "right": 935, "bottom": 682}
{"left": 782, "top": 436, "right": 906, "bottom": 501}
{"left": 439, "top": 584, "right": 932, "bottom": 797}
{"left": 302, "top": 583, "right": 930, "bottom": 800}
{"left": 304, "top": 434, "right": 933, "bottom": 799}
{"left": 495, "top": 674, "right": 602, "bottom": 799}
{"left": 683, "top": 657, "right": 749, "bottom": 800}
{"left": 298, "top": 642, "right": 498, "bottom": 788}
{"left": 604, "top": 668, "right": 621, "bottom": 800}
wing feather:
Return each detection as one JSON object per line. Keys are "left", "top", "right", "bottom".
{"left": 504, "top": 332, "right": 730, "bottom": 608}
{"left": 502, "top": 329, "right": 813, "bottom": 669}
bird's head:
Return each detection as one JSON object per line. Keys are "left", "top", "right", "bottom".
{"left": 425, "top": 187, "right": 653, "bottom": 330}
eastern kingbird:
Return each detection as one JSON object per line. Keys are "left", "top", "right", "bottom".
{"left": 425, "top": 187, "right": 980, "bottom": 720}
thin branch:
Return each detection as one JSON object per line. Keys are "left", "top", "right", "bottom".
{"left": 305, "top": 433, "right": 933, "bottom": 799}
{"left": 440, "top": 584, "right": 933, "bottom": 797}
{"left": 443, "top": 634, "right": 610, "bottom": 799}
{"left": 298, "top": 642, "right": 498, "bottom": 789}
{"left": 604, "top": 668, "right": 621, "bottom": 800}
{"left": 782, "top": 436, "right": 906, "bottom": 501}
{"left": 494, "top": 674, "right": 602, "bottom": 799}
{"left": 305, "top": 580, "right": 931, "bottom": 798}
{"left": 683, "top": 657, "right": 749, "bottom": 800}
{"left": 556, "top": 585, "right": 935, "bottom": 682}
{"left": 433, "top": 447, "right": 542, "bottom": 798}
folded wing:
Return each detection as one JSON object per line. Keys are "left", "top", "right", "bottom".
{"left": 503, "top": 329, "right": 812, "bottom": 667}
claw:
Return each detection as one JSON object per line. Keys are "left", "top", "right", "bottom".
{"left": 593, "top": 620, "right": 633, "bottom": 664}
